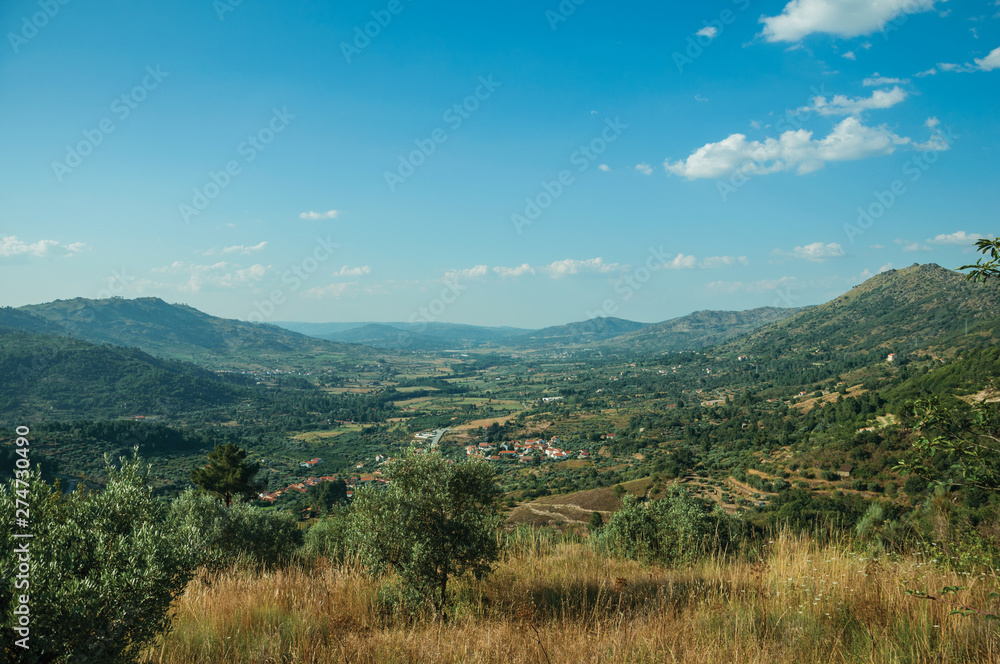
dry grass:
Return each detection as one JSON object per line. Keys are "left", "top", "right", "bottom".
{"left": 144, "top": 530, "right": 1000, "bottom": 664}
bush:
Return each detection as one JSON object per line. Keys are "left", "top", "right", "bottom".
{"left": 0, "top": 455, "right": 194, "bottom": 663}
{"left": 168, "top": 489, "right": 302, "bottom": 571}
{"left": 351, "top": 449, "right": 503, "bottom": 617}
{"left": 600, "top": 488, "right": 747, "bottom": 565}
{"left": 303, "top": 507, "right": 353, "bottom": 563}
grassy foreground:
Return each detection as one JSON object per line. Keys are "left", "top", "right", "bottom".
{"left": 143, "top": 530, "right": 1000, "bottom": 664}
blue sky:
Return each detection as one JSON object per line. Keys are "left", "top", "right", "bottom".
{"left": 1, "top": 0, "right": 998, "bottom": 328}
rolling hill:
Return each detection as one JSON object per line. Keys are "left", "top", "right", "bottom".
{"left": 511, "top": 317, "right": 649, "bottom": 347}
{"left": 0, "top": 329, "right": 249, "bottom": 420}
{"left": 10, "top": 297, "right": 367, "bottom": 366}
{"left": 599, "top": 307, "right": 807, "bottom": 354}
{"left": 725, "top": 263, "right": 1000, "bottom": 359}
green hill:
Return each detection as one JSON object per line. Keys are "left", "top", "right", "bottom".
{"left": 601, "top": 307, "right": 806, "bottom": 354}
{"left": 727, "top": 263, "right": 1000, "bottom": 359}
{"left": 511, "top": 317, "right": 648, "bottom": 347}
{"left": 0, "top": 330, "right": 248, "bottom": 420}
{"left": 13, "top": 297, "right": 367, "bottom": 367}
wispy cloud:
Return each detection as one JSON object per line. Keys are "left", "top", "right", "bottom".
{"left": 301, "top": 282, "right": 358, "bottom": 299}
{"left": 862, "top": 73, "right": 909, "bottom": 86}
{"left": 151, "top": 261, "right": 270, "bottom": 293}
{"left": 927, "top": 230, "right": 989, "bottom": 245}
{"left": 635, "top": 163, "right": 653, "bottom": 175}
{"left": 334, "top": 265, "right": 371, "bottom": 277}
{"left": 444, "top": 265, "right": 489, "bottom": 281}
{"left": 894, "top": 238, "right": 932, "bottom": 252}
{"left": 0, "top": 236, "right": 87, "bottom": 258}
{"left": 774, "top": 241, "right": 846, "bottom": 262}
{"left": 492, "top": 263, "right": 535, "bottom": 278}
{"left": 918, "top": 45, "right": 1000, "bottom": 75}
{"left": 543, "top": 257, "right": 623, "bottom": 278}
{"left": 800, "top": 86, "right": 908, "bottom": 116}
{"left": 299, "top": 209, "right": 339, "bottom": 220}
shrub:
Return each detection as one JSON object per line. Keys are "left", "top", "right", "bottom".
{"left": 303, "top": 506, "right": 354, "bottom": 563}
{"left": 0, "top": 455, "right": 194, "bottom": 663}
{"left": 600, "top": 487, "right": 747, "bottom": 565}
{"left": 168, "top": 489, "right": 302, "bottom": 571}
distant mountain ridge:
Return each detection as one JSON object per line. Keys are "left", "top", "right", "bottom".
{"left": 4, "top": 297, "right": 365, "bottom": 366}
{"left": 598, "top": 307, "right": 808, "bottom": 353}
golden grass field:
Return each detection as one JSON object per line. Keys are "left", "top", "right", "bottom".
{"left": 143, "top": 529, "right": 1000, "bottom": 664}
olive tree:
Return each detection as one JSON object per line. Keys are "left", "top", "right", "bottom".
{"left": 351, "top": 448, "right": 503, "bottom": 618}
{"left": 601, "top": 487, "right": 747, "bottom": 565}
{"left": 0, "top": 453, "right": 194, "bottom": 663}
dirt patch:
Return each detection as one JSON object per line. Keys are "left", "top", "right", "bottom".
{"left": 451, "top": 414, "right": 517, "bottom": 431}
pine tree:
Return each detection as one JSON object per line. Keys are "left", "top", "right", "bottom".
{"left": 191, "top": 443, "right": 260, "bottom": 507}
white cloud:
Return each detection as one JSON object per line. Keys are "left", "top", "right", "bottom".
{"left": 543, "top": 257, "right": 622, "bottom": 278}
{"left": 152, "top": 261, "right": 270, "bottom": 293}
{"left": 444, "top": 265, "right": 489, "bottom": 281}
{"left": 774, "top": 241, "right": 846, "bottom": 261}
{"left": 869, "top": 244, "right": 886, "bottom": 249}
{"left": 0, "top": 236, "right": 84, "bottom": 258}
{"left": 863, "top": 73, "right": 909, "bottom": 86}
{"left": 912, "top": 116, "right": 952, "bottom": 151}
{"left": 975, "top": 45, "right": 1000, "bottom": 70}
{"left": 929, "top": 45, "right": 1000, "bottom": 73}
{"left": 759, "top": 0, "right": 938, "bottom": 42}
{"left": 894, "top": 238, "right": 932, "bottom": 252}
{"left": 598, "top": 164, "right": 611, "bottom": 172}
{"left": 492, "top": 263, "right": 535, "bottom": 278}
{"left": 696, "top": 26, "right": 718, "bottom": 39}
{"left": 700, "top": 255, "right": 750, "bottom": 268}
{"left": 927, "top": 230, "right": 988, "bottom": 245}
{"left": 665, "top": 117, "right": 909, "bottom": 179}
{"left": 802, "top": 86, "right": 908, "bottom": 116}
{"left": 299, "top": 210, "right": 339, "bottom": 220}
{"left": 635, "top": 163, "right": 653, "bottom": 175}
{"left": 302, "top": 282, "right": 357, "bottom": 299}
{"left": 842, "top": 51, "right": 856, "bottom": 60}
{"left": 222, "top": 241, "right": 268, "bottom": 255}
{"left": 694, "top": 94, "right": 709, "bottom": 102}
{"left": 334, "top": 265, "right": 371, "bottom": 277}
{"left": 198, "top": 241, "right": 269, "bottom": 256}
{"left": 662, "top": 253, "right": 697, "bottom": 270}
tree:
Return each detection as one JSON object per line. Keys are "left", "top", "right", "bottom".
{"left": 351, "top": 448, "right": 502, "bottom": 618}
{"left": 959, "top": 237, "right": 1000, "bottom": 283}
{"left": 588, "top": 510, "right": 604, "bottom": 532}
{"left": 0, "top": 453, "right": 194, "bottom": 663}
{"left": 190, "top": 442, "right": 260, "bottom": 507}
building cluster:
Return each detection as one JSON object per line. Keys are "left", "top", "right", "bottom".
{"left": 258, "top": 473, "right": 388, "bottom": 504}
{"left": 464, "top": 436, "right": 591, "bottom": 463}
